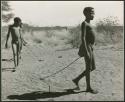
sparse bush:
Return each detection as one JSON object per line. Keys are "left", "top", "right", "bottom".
{"left": 1, "top": 18, "right": 123, "bottom": 50}
{"left": 45, "top": 31, "right": 53, "bottom": 38}
{"left": 24, "top": 29, "right": 71, "bottom": 48}
{"left": 33, "top": 39, "right": 42, "bottom": 43}
{"left": 68, "top": 24, "right": 81, "bottom": 48}
{"left": 67, "top": 16, "right": 123, "bottom": 48}
{"left": 2, "top": 1, "right": 14, "bottom": 23}
{"left": 95, "top": 16, "right": 122, "bottom": 45}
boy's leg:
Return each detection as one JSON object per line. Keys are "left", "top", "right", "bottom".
{"left": 85, "top": 48, "right": 98, "bottom": 94}
{"left": 20, "top": 40, "right": 22, "bottom": 59}
{"left": 17, "top": 43, "right": 20, "bottom": 66}
{"left": 91, "top": 51, "right": 96, "bottom": 71}
{"left": 72, "top": 69, "right": 87, "bottom": 87}
{"left": 72, "top": 46, "right": 91, "bottom": 89}
{"left": 12, "top": 43, "right": 17, "bottom": 68}
{"left": 85, "top": 54, "right": 92, "bottom": 90}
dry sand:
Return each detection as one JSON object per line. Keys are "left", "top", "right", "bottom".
{"left": 1, "top": 44, "right": 124, "bottom": 101}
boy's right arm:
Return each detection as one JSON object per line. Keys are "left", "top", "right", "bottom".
{"left": 19, "top": 28, "right": 27, "bottom": 46}
{"left": 5, "top": 26, "right": 11, "bottom": 48}
{"left": 81, "top": 22, "right": 90, "bottom": 59}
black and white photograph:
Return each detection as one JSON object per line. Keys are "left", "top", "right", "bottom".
{"left": 1, "top": 1, "right": 124, "bottom": 101}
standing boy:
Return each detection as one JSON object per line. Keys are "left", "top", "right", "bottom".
{"left": 72, "top": 7, "right": 98, "bottom": 94}
{"left": 5, "top": 17, "right": 23, "bottom": 71}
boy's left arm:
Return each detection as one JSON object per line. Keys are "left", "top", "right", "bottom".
{"left": 20, "top": 28, "right": 27, "bottom": 46}
{"left": 5, "top": 26, "right": 11, "bottom": 48}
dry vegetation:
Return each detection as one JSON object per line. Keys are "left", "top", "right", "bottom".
{"left": 1, "top": 17, "right": 123, "bottom": 50}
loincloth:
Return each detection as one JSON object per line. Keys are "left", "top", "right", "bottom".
{"left": 11, "top": 39, "right": 21, "bottom": 46}
{"left": 85, "top": 44, "right": 96, "bottom": 70}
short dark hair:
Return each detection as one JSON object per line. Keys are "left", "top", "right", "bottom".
{"left": 83, "top": 7, "right": 94, "bottom": 16}
{"left": 14, "top": 17, "right": 21, "bottom": 22}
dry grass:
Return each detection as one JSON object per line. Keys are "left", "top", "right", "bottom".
{"left": 1, "top": 17, "right": 123, "bottom": 50}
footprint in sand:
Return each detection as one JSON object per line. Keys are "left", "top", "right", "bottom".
{"left": 58, "top": 56, "right": 62, "bottom": 58}
{"left": 38, "top": 59, "right": 44, "bottom": 62}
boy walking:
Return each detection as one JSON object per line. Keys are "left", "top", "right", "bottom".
{"left": 5, "top": 17, "right": 26, "bottom": 71}
{"left": 72, "top": 7, "right": 98, "bottom": 94}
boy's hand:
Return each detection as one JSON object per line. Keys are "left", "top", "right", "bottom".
{"left": 23, "top": 43, "right": 26, "bottom": 46}
{"left": 23, "top": 42, "right": 28, "bottom": 46}
{"left": 22, "top": 40, "right": 27, "bottom": 46}
{"left": 85, "top": 52, "right": 90, "bottom": 60}
{"left": 24, "top": 42, "right": 28, "bottom": 45}
{"left": 5, "top": 43, "right": 8, "bottom": 48}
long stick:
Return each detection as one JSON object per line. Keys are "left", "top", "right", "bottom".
{"left": 40, "top": 57, "right": 81, "bottom": 80}
{"left": 25, "top": 45, "right": 81, "bottom": 80}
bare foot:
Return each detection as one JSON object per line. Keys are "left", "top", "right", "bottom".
{"left": 72, "top": 79, "right": 79, "bottom": 86}
{"left": 72, "top": 79, "right": 80, "bottom": 91}
{"left": 73, "top": 86, "right": 80, "bottom": 90}
{"left": 12, "top": 68, "right": 16, "bottom": 72}
{"left": 86, "top": 88, "right": 98, "bottom": 94}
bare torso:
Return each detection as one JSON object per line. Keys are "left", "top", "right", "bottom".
{"left": 10, "top": 25, "right": 21, "bottom": 44}
{"left": 82, "top": 21, "right": 96, "bottom": 45}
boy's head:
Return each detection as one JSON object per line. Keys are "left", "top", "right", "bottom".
{"left": 14, "top": 17, "right": 22, "bottom": 25}
{"left": 83, "top": 7, "right": 95, "bottom": 20}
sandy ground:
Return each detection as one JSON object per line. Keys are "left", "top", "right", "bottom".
{"left": 1, "top": 44, "right": 124, "bottom": 101}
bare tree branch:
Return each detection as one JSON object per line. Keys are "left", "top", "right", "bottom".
{"left": 1, "top": 1, "right": 14, "bottom": 23}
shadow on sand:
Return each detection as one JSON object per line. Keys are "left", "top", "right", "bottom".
{"left": 7, "top": 88, "right": 87, "bottom": 100}
{"left": 2, "top": 67, "right": 16, "bottom": 72}
{"left": 2, "top": 67, "right": 15, "bottom": 70}
{"left": 2, "top": 58, "right": 13, "bottom": 62}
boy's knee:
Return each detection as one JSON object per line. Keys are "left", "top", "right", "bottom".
{"left": 92, "top": 66, "right": 96, "bottom": 71}
{"left": 91, "top": 67, "right": 95, "bottom": 72}
{"left": 13, "top": 53, "right": 16, "bottom": 56}
{"left": 85, "top": 68, "right": 91, "bottom": 74}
